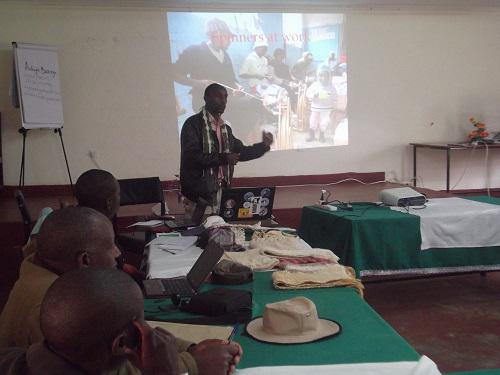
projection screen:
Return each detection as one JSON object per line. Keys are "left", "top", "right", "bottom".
{"left": 168, "top": 12, "right": 347, "bottom": 150}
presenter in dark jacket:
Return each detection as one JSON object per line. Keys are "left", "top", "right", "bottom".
{"left": 180, "top": 83, "right": 273, "bottom": 223}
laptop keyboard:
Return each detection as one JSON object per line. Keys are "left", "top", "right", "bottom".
{"left": 161, "top": 278, "right": 193, "bottom": 295}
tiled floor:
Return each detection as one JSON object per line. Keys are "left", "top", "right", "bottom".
{"left": 364, "top": 272, "right": 500, "bottom": 373}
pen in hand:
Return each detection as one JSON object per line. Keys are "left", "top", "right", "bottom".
{"left": 228, "top": 323, "right": 239, "bottom": 343}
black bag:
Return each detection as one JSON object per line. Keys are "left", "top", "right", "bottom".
{"left": 180, "top": 287, "right": 252, "bottom": 319}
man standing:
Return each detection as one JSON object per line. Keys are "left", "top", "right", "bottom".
{"left": 180, "top": 83, "right": 273, "bottom": 223}
{"left": 172, "top": 18, "right": 239, "bottom": 112}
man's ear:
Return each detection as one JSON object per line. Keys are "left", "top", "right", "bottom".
{"left": 76, "top": 251, "right": 91, "bottom": 268}
{"left": 111, "top": 332, "right": 128, "bottom": 356}
{"left": 112, "top": 326, "right": 140, "bottom": 361}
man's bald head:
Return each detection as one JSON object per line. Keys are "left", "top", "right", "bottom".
{"left": 37, "top": 206, "right": 119, "bottom": 273}
{"left": 40, "top": 268, "right": 143, "bottom": 372}
{"left": 75, "top": 169, "right": 120, "bottom": 219}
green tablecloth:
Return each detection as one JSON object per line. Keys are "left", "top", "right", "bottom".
{"left": 144, "top": 272, "right": 419, "bottom": 368}
{"left": 298, "top": 197, "right": 500, "bottom": 277}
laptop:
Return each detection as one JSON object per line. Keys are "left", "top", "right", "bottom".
{"left": 143, "top": 241, "right": 224, "bottom": 298}
{"left": 219, "top": 187, "right": 276, "bottom": 222}
{"left": 164, "top": 218, "right": 197, "bottom": 230}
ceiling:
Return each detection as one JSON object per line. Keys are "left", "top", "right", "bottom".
{"left": 8, "top": 0, "right": 500, "bottom": 12}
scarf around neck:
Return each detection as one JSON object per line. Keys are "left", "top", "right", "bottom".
{"left": 202, "top": 106, "right": 231, "bottom": 182}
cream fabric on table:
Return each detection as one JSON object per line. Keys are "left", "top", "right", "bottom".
{"left": 261, "top": 247, "right": 339, "bottom": 261}
{"left": 251, "top": 230, "right": 338, "bottom": 262}
{"left": 236, "top": 355, "right": 441, "bottom": 375}
{"left": 250, "top": 231, "right": 312, "bottom": 252}
{"left": 390, "top": 197, "right": 500, "bottom": 250}
{"left": 222, "top": 249, "right": 279, "bottom": 271}
{"left": 272, "top": 264, "right": 364, "bottom": 296}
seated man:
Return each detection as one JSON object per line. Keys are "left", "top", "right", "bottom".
{"left": 0, "top": 268, "right": 181, "bottom": 374}
{"left": 0, "top": 206, "right": 121, "bottom": 348}
{"left": 75, "top": 168, "right": 149, "bottom": 278}
{"left": 74, "top": 168, "right": 121, "bottom": 221}
{"left": 0, "top": 206, "right": 242, "bottom": 375}
{"left": 74, "top": 169, "right": 242, "bottom": 375}
{"left": 75, "top": 169, "right": 146, "bottom": 266}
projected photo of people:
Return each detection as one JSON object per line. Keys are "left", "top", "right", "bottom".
{"left": 167, "top": 12, "right": 348, "bottom": 150}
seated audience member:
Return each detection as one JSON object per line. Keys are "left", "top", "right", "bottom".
{"left": 0, "top": 206, "right": 121, "bottom": 348}
{"left": 20, "top": 169, "right": 120, "bottom": 258}
{"left": 0, "top": 268, "right": 180, "bottom": 375}
{"left": 0, "top": 207, "right": 242, "bottom": 375}
{"left": 75, "top": 169, "right": 145, "bottom": 274}
{"left": 75, "top": 169, "right": 146, "bottom": 255}
{"left": 74, "top": 169, "right": 121, "bottom": 220}
{"left": 75, "top": 170, "right": 242, "bottom": 375}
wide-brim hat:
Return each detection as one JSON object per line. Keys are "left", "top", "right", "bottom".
{"left": 246, "top": 297, "right": 341, "bottom": 344}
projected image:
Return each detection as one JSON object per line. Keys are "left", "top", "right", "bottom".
{"left": 168, "top": 12, "right": 347, "bottom": 150}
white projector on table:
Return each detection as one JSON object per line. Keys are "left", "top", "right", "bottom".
{"left": 379, "top": 187, "right": 426, "bottom": 207}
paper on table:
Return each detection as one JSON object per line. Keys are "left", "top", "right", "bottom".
{"left": 148, "top": 245, "right": 203, "bottom": 278}
{"left": 155, "top": 236, "right": 198, "bottom": 251}
{"left": 146, "top": 321, "right": 233, "bottom": 343}
{"left": 145, "top": 232, "right": 181, "bottom": 247}
{"left": 127, "top": 220, "right": 163, "bottom": 228}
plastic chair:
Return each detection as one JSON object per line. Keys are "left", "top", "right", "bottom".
{"left": 118, "top": 177, "right": 166, "bottom": 217}
{"left": 117, "top": 177, "right": 167, "bottom": 247}
{"left": 14, "top": 190, "right": 32, "bottom": 243}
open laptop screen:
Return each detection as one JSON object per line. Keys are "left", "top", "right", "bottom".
{"left": 219, "top": 187, "right": 276, "bottom": 221}
{"left": 186, "top": 242, "right": 224, "bottom": 290}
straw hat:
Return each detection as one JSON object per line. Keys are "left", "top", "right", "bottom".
{"left": 246, "top": 297, "right": 341, "bottom": 344}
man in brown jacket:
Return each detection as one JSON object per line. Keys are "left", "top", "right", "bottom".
{"left": 0, "top": 268, "right": 181, "bottom": 374}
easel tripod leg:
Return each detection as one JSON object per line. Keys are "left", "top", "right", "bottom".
{"left": 56, "top": 129, "right": 73, "bottom": 191}
{"left": 18, "top": 128, "right": 28, "bottom": 188}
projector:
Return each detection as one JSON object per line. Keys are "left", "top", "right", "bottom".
{"left": 379, "top": 187, "right": 426, "bottom": 207}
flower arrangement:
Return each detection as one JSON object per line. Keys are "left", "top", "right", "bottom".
{"left": 468, "top": 117, "right": 489, "bottom": 143}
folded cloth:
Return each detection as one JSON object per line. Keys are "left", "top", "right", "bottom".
{"left": 272, "top": 264, "right": 364, "bottom": 297}
{"left": 276, "top": 257, "right": 334, "bottom": 270}
{"left": 223, "top": 249, "right": 279, "bottom": 271}
{"left": 251, "top": 229, "right": 296, "bottom": 239}
{"left": 250, "top": 231, "right": 309, "bottom": 252}
{"left": 261, "top": 247, "right": 339, "bottom": 261}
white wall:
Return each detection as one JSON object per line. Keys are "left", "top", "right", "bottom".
{"left": 1, "top": 3, "right": 499, "bottom": 190}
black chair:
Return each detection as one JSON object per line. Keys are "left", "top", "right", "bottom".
{"left": 116, "top": 177, "right": 167, "bottom": 249}
{"left": 14, "top": 190, "right": 32, "bottom": 243}
{"left": 118, "top": 177, "right": 166, "bottom": 217}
